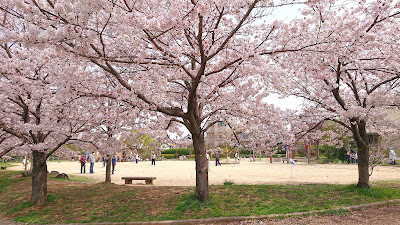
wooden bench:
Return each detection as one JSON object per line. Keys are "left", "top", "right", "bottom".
{"left": 122, "top": 177, "right": 156, "bottom": 185}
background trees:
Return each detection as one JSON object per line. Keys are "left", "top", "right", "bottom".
{"left": 270, "top": 0, "right": 400, "bottom": 188}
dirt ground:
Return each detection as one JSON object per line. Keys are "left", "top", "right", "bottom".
{"left": 8, "top": 158, "right": 400, "bottom": 186}
{"left": 217, "top": 204, "right": 400, "bottom": 225}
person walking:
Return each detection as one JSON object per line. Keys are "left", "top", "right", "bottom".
{"left": 215, "top": 151, "right": 221, "bottom": 166}
{"left": 80, "top": 154, "right": 86, "bottom": 173}
{"left": 151, "top": 153, "right": 156, "bottom": 165}
{"left": 135, "top": 153, "right": 139, "bottom": 164}
{"left": 88, "top": 152, "right": 95, "bottom": 173}
{"left": 112, "top": 155, "right": 117, "bottom": 174}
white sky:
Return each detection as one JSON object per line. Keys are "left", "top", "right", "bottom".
{"left": 264, "top": 94, "right": 303, "bottom": 110}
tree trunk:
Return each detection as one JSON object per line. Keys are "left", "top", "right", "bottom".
{"left": 105, "top": 156, "right": 111, "bottom": 183}
{"left": 327, "top": 146, "right": 331, "bottom": 159}
{"left": 316, "top": 141, "right": 320, "bottom": 160}
{"left": 357, "top": 145, "right": 369, "bottom": 188}
{"left": 31, "top": 151, "right": 47, "bottom": 204}
{"left": 307, "top": 143, "right": 311, "bottom": 164}
{"left": 192, "top": 133, "right": 208, "bottom": 202}
{"left": 351, "top": 120, "right": 370, "bottom": 188}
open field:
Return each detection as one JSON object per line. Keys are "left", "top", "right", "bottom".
{"left": 7, "top": 159, "right": 400, "bottom": 186}
{"left": 1, "top": 169, "right": 400, "bottom": 224}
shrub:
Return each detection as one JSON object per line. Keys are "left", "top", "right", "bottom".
{"left": 162, "top": 148, "right": 193, "bottom": 156}
{"left": 223, "top": 179, "right": 235, "bottom": 185}
{"left": 161, "top": 154, "right": 176, "bottom": 159}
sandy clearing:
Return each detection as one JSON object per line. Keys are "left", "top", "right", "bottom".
{"left": 8, "top": 159, "right": 400, "bottom": 186}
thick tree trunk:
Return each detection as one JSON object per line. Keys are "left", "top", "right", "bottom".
{"left": 192, "top": 133, "right": 208, "bottom": 202}
{"left": 31, "top": 151, "right": 47, "bottom": 204}
{"left": 357, "top": 145, "right": 370, "bottom": 188}
{"left": 105, "top": 156, "right": 111, "bottom": 183}
{"left": 351, "top": 120, "right": 370, "bottom": 188}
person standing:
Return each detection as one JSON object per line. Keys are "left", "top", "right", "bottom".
{"left": 206, "top": 153, "right": 210, "bottom": 171}
{"left": 89, "top": 152, "right": 95, "bottom": 173}
{"left": 350, "top": 149, "right": 356, "bottom": 163}
{"left": 389, "top": 148, "right": 397, "bottom": 165}
{"left": 112, "top": 155, "right": 117, "bottom": 174}
{"left": 80, "top": 154, "right": 87, "bottom": 173}
{"left": 102, "top": 156, "right": 106, "bottom": 167}
{"left": 151, "top": 153, "right": 156, "bottom": 165}
{"left": 215, "top": 151, "right": 221, "bottom": 166}
{"left": 135, "top": 153, "right": 139, "bottom": 164}
{"left": 22, "top": 156, "right": 29, "bottom": 170}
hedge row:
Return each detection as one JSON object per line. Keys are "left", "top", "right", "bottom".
{"left": 161, "top": 154, "right": 176, "bottom": 159}
{"left": 162, "top": 148, "right": 193, "bottom": 156}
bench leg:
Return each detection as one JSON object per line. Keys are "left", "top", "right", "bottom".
{"left": 145, "top": 180, "right": 153, "bottom": 185}
{"left": 125, "top": 179, "right": 132, "bottom": 184}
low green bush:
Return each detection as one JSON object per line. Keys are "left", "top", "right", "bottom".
{"left": 162, "top": 148, "right": 193, "bottom": 156}
{"left": 161, "top": 154, "right": 176, "bottom": 159}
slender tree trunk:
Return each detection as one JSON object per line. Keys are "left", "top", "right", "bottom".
{"left": 316, "top": 141, "right": 320, "bottom": 160}
{"left": 105, "top": 156, "right": 111, "bottom": 183}
{"left": 31, "top": 151, "right": 47, "bottom": 204}
{"left": 192, "top": 133, "right": 208, "bottom": 202}
{"left": 327, "top": 146, "right": 331, "bottom": 159}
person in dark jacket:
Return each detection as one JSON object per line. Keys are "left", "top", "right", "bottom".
{"left": 112, "top": 155, "right": 117, "bottom": 174}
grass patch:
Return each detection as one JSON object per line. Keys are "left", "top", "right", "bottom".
{"left": 0, "top": 162, "right": 18, "bottom": 168}
{"left": 223, "top": 179, "right": 235, "bottom": 185}
{"left": 1, "top": 170, "right": 400, "bottom": 224}
{"left": 318, "top": 208, "right": 351, "bottom": 216}
{"left": 48, "top": 174, "right": 96, "bottom": 183}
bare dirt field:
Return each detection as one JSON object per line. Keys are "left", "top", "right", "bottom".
{"left": 9, "top": 158, "right": 400, "bottom": 186}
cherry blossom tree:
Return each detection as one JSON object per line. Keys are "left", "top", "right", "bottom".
{"left": 0, "top": 3, "right": 108, "bottom": 203}
{"left": 12, "top": 0, "right": 318, "bottom": 201}
{"left": 269, "top": 0, "right": 400, "bottom": 188}
{"left": 0, "top": 44, "right": 98, "bottom": 203}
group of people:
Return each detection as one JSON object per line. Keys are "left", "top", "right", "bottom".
{"left": 79, "top": 152, "right": 158, "bottom": 174}
{"left": 346, "top": 149, "right": 358, "bottom": 164}
{"left": 79, "top": 152, "right": 96, "bottom": 173}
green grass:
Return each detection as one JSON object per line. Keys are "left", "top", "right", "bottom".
{"left": 48, "top": 174, "right": 97, "bottom": 183}
{"left": 1, "top": 170, "right": 400, "bottom": 224}
{"left": 0, "top": 161, "right": 19, "bottom": 168}
{"left": 317, "top": 208, "right": 351, "bottom": 216}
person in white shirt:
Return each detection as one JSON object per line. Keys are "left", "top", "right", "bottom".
{"left": 151, "top": 153, "right": 156, "bottom": 165}
{"left": 88, "top": 152, "right": 95, "bottom": 173}
{"left": 22, "top": 156, "right": 29, "bottom": 170}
